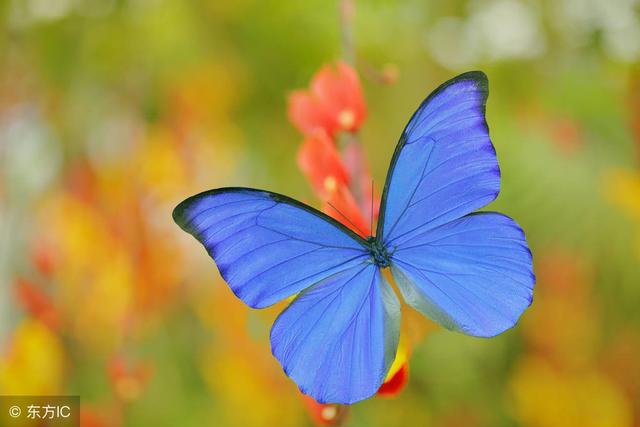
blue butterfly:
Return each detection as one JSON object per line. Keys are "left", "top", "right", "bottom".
{"left": 173, "top": 71, "right": 534, "bottom": 404}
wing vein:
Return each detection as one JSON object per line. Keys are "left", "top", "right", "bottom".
{"left": 383, "top": 140, "right": 436, "bottom": 240}
{"left": 260, "top": 254, "right": 369, "bottom": 300}
{"left": 256, "top": 224, "right": 365, "bottom": 251}
{"left": 406, "top": 169, "right": 497, "bottom": 210}
{"left": 408, "top": 96, "right": 481, "bottom": 137}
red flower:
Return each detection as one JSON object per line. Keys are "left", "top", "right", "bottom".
{"left": 14, "top": 278, "right": 60, "bottom": 331}
{"left": 548, "top": 117, "right": 583, "bottom": 155}
{"left": 288, "top": 61, "right": 366, "bottom": 137}
{"left": 297, "top": 130, "right": 350, "bottom": 198}
{"left": 341, "top": 141, "right": 379, "bottom": 221}
{"left": 301, "top": 395, "right": 348, "bottom": 426}
{"left": 31, "top": 240, "right": 57, "bottom": 278}
{"left": 79, "top": 407, "right": 109, "bottom": 427}
{"left": 322, "top": 183, "right": 370, "bottom": 237}
{"left": 377, "top": 363, "right": 409, "bottom": 397}
{"left": 108, "top": 355, "right": 153, "bottom": 402}
{"left": 297, "top": 130, "right": 371, "bottom": 237}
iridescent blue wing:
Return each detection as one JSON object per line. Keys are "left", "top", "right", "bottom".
{"left": 174, "top": 187, "right": 401, "bottom": 403}
{"left": 391, "top": 213, "right": 534, "bottom": 337}
{"left": 378, "top": 71, "right": 499, "bottom": 244}
{"left": 173, "top": 188, "right": 370, "bottom": 308}
{"left": 270, "top": 264, "right": 400, "bottom": 404}
{"left": 378, "top": 71, "right": 534, "bottom": 337}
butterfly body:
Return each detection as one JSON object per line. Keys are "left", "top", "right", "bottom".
{"left": 174, "top": 71, "right": 535, "bottom": 404}
{"left": 365, "top": 236, "right": 392, "bottom": 268}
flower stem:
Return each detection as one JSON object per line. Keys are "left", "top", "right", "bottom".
{"left": 338, "top": 0, "right": 368, "bottom": 213}
{"left": 339, "top": 0, "right": 356, "bottom": 65}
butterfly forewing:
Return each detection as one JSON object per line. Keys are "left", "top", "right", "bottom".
{"left": 173, "top": 188, "right": 370, "bottom": 308}
{"left": 377, "top": 71, "right": 500, "bottom": 245}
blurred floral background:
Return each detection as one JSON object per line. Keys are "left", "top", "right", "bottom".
{"left": 1, "top": 0, "right": 640, "bottom": 426}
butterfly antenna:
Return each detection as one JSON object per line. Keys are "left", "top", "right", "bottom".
{"left": 370, "top": 179, "right": 374, "bottom": 234}
{"left": 327, "top": 201, "right": 368, "bottom": 237}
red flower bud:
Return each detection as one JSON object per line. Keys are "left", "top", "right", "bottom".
{"left": 288, "top": 62, "right": 366, "bottom": 137}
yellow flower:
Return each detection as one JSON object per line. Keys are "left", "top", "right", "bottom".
{"left": 604, "top": 169, "right": 640, "bottom": 220}
{"left": 509, "top": 356, "right": 632, "bottom": 427}
{"left": 37, "top": 194, "right": 132, "bottom": 352}
{"left": 0, "top": 320, "right": 65, "bottom": 395}
{"left": 603, "top": 168, "right": 640, "bottom": 257}
{"left": 136, "top": 126, "right": 187, "bottom": 202}
{"left": 384, "top": 331, "right": 408, "bottom": 383}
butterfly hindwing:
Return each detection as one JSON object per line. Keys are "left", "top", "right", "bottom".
{"left": 270, "top": 264, "right": 400, "bottom": 404}
{"left": 173, "top": 188, "right": 370, "bottom": 308}
{"left": 378, "top": 71, "right": 534, "bottom": 337}
{"left": 391, "top": 212, "right": 534, "bottom": 337}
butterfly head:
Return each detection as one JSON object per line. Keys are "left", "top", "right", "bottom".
{"left": 366, "top": 236, "right": 391, "bottom": 268}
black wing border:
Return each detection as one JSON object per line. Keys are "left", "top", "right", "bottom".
{"left": 374, "top": 70, "right": 490, "bottom": 242}
{"left": 173, "top": 186, "right": 370, "bottom": 248}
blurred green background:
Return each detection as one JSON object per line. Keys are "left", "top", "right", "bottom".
{"left": 1, "top": 0, "right": 640, "bottom": 426}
